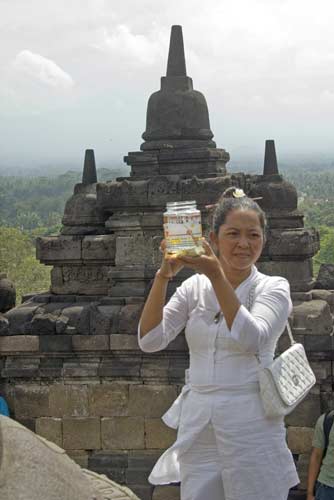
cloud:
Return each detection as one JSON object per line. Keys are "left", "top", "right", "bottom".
{"left": 92, "top": 24, "right": 165, "bottom": 67}
{"left": 11, "top": 50, "right": 74, "bottom": 90}
{"left": 1, "top": 0, "right": 334, "bottom": 164}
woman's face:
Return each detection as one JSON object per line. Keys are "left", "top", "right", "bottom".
{"left": 210, "top": 208, "right": 264, "bottom": 272}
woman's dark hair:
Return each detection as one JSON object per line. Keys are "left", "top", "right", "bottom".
{"left": 212, "top": 187, "right": 267, "bottom": 237}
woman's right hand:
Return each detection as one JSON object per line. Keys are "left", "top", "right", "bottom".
{"left": 158, "top": 239, "right": 184, "bottom": 279}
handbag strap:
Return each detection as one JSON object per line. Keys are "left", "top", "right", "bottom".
{"left": 246, "top": 279, "right": 295, "bottom": 347}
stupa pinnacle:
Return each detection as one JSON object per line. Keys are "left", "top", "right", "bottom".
{"left": 166, "top": 25, "right": 187, "bottom": 76}
{"left": 82, "top": 149, "right": 97, "bottom": 184}
{"left": 263, "top": 140, "right": 279, "bottom": 176}
{"left": 141, "top": 25, "right": 215, "bottom": 150}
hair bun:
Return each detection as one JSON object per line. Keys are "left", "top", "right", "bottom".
{"left": 221, "top": 187, "right": 247, "bottom": 199}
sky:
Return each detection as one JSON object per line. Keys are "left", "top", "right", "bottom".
{"left": 1, "top": 0, "right": 334, "bottom": 171}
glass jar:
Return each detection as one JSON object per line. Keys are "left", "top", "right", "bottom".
{"left": 163, "top": 200, "right": 204, "bottom": 256}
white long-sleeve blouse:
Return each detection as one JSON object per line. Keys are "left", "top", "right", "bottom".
{"left": 138, "top": 265, "right": 293, "bottom": 388}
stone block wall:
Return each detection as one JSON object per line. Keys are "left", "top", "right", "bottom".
{"left": 0, "top": 290, "right": 189, "bottom": 499}
{"left": 1, "top": 353, "right": 184, "bottom": 500}
{"left": 1, "top": 289, "right": 334, "bottom": 499}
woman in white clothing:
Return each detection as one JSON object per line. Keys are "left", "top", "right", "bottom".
{"left": 138, "top": 187, "right": 299, "bottom": 500}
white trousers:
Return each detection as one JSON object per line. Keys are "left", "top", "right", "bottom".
{"left": 179, "top": 423, "right": 291, "bottom": 500}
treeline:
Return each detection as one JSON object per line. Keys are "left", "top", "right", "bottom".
{"left": 0, "top": 167, "right": 126, "bottom": 231}
{"left": 2, "top": 166, "right": 334, "bottom": 230}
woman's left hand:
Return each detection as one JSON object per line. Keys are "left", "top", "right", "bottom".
{"left": 176, "top": 240, "right": 222, "bottom": 280}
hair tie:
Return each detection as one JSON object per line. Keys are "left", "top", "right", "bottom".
{"left": 232, "top": 188, "right": 246, "bottom": 198}
{"left": 205, "top": 192, "right": 263, "bottom": 211}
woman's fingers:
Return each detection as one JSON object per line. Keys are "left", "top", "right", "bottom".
{"left": 201, "top": 239, "right": 214, "bottom": 256}
{"left": 159, "top": 239, "right": 167, "bottom": 253}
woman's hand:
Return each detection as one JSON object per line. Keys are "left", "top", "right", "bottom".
{"left": 176, "top": 239, "right": 222, "bottom": 281}
{"left": 158, "top": 239, "right": 185, "bottom": 279}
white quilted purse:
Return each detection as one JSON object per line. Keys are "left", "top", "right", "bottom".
{"left": 247, "top": 284, "right": 316, "bottom": 418}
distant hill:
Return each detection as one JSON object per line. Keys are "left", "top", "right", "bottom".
{"left": 0, "top": 166, "right": 130, "bottom": 230}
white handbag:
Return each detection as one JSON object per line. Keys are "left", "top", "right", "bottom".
{"left": 247, "top": 283, "right": 316, "bottom": 418}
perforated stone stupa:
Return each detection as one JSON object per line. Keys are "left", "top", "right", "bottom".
{"left": 1, "top": 25, "right": 333, "bottom": 500}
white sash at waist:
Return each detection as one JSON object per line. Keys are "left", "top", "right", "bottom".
{"left": 162, "top": 375, "right": 260, "bottom": 429}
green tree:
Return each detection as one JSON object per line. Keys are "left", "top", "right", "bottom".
{"left": 313, "top": 225, "right": 334, "bottom": 277}
{"left": 0, "top": 226, "right": 51, "bottom": 303}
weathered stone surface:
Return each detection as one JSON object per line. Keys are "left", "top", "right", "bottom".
{"left": 293, "top": 300, "right": 333, "bottom": 335}
{"left": 72, "top": 335, "right": 109, "bottom": 351}
{"left": 36, "top": 417, "right": 63, "bottom": 447}
{"left": 63, "top": 417, "right": 101, "bottom": 450}
{"left": 62, "top": 182, "right": 106, "bottom": 227}
{"left": 249, "top": 177, "right": 298, "bottom": 211}
{"left": 49, "top": 384, "right": 89, "bottom": 417}
{"left": 320, "top": 391, "right": 334, "bottom": 413}
{"left": 119, "top": 305, "right": 143, "bottom": 333}
{"left": 5, "top": 303, "right": 40, "bottom": 334}
{"left": 39, "top": 357, "right": 63, "bottom": 378}
{"left": 126, "top": 467, "right": 150, "bottom": 485}
{"left": 147, "top": 176, "right": 181, "bottom": 206}
{"left": 315, "top": 264, "right": 334, "bottom": 289}
{"left": 168, "top": 355, "right": 189, "bottom": 381}
{"left": 0, "top": 335, "right": 39, "bottom": 353}
{"left": 310, "top": 361, "right": 331, "bottom": 381}
{"left": 287, "top": 427, "right": 314, "bottom": 454}
{"left": 129, "top": 385, "right": 177, "bottom": 417}
{"left": 257, "top": 260, "right": 314, "bottom": 292}
{"left": 0, "top": 416, "right": 140, "bottom": 500}
{"left": 14, "top": 384, "right": 50, "bottom": 417}
{"left": 89, "top": 383, "right": 129, "bottom": 417}
{"left": 131, "top": 484, "right": 153, "bottom": 500}
{"left": 140, "top": 358, "right": 170, "bottom": 380}
{"left": 97, "top": 179, "right": 148, "bottom": 210}
{"left": 56, "top": 314, "right": 69, "bottom": 333}
{"left": 90, "top": 305, "right": 121, "bottom": 335}
{"left": 15, "top": 417, "right": 36, "bottom": 432}
{"left": 82, "top": 149, "right": 97, "bottom": 184}
{"left": 88, "top": 451, "right": 128, "bottom": 483}
{"left": 181, "top": 175, "right": 232, "bottom": 205}
{"left": 82, "top": 235, "right": 116, "bottom": 262}
{"left": 3, "top": 356, "right": 40, "bottom": 377}
{"left": 51, "top": 266, "right": 110, "bottom": 295}
{"left": 141, "top": 26, "right": 215, "bottom": 152}
{"left": 67, "top": 449, "right": 89, "bottom": 468}
{"left": 285, "top": 391, "right": 321, "bottom": 427}
{"left": 304, "top": 334, "right": 333, "bottom": 351}
{"left": 62, "top": 359, "right": 99, "bottom": 378}
{"left": 101, "top": 417, "right": 145, "bottom": 449}
{"left": 312, "top": 289, "right": 334, "bottom": 312}
{"left": 0, "top": 313, "right": 9, "bottom": 334}
{"left": 31, "top": 312, "right": 59, "bottom": 334}
{"left": 36, "top": 236, "right": 82, "bottom": 263}
{"left": 99, "top": 358, "right": 141, "bottom": 378}
{"left": 128, "top": 450, "right": 161, "bottom": 470}
{"left": 145, "top": 419, "right": 176, "bottom": 449}
{"left": 40, "top": 335, "right": 72, "bottom": 352}
{"left": 110, "top": 335, "right": 139, "bottom": 350}
{"left": 265, "top": 228, "right": 319, "bottom": 257}
{"left": 0, "top": 273, "right": 16, "bottom": 313}
{"left": 61, "top": 304, "right": 91, "bottom": 334}
{"left": 115, "top": 235, "right": 155, "bottom": 266}
{"left": 91, "top": 451, "right": 129, "bottom": 468}
{"left": 153, "top": 485, "right": 180, "bottom": 500}
{"left": 296, "top": 453, "right": 310, "bottom": 490}
{"left": 166, "top": 335, "right": 188, "bottom": 351}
